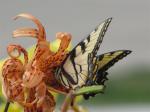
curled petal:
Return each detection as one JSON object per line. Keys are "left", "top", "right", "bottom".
{"left": 7, "top": 44, "right": 28, "bottom": 66}
{"left": 13, "top": 27, "right": 38, "bottom": 38}
{"left": 13, "top": 13, "right": 46, "bottom": 41}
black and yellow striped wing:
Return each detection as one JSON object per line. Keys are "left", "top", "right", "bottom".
{"left": 55, "top": 18, "right": 112, "bottom": 89}
{"left": 93, "top": 50, "right": 132, "bottom": 84}
{"left": 83, "top": 50, "right": 132, "bottom": 99}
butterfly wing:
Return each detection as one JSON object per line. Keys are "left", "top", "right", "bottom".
{"left": 83, "top": 50, "right": 132, "bottom": 99}
{"left": 56, "top": 18, "right": 112, "bottom": 89}
{"left": 94, "top": 50, "right": 132, "bottom": 84}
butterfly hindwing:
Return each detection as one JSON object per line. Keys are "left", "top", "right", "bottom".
{"left": 92, "top": 50, "right": 132, "bottom": 84}
{"left": 83, "top": 50, "right": 132, "bottom": 99}
{"left": 59, "top": 18, "right": 112, "bottom": 89}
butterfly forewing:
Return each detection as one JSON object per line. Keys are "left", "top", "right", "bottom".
{"left": 58, "top": 18, "right": 112, "bottom": 89}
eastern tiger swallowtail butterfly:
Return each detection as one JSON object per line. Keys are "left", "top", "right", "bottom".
{"left": 55, "top": 18, "right": 132, "bottom": 95}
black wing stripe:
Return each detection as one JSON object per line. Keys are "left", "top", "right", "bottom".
{"left": 61, "top": 62, "right": 78, "bottom": 85}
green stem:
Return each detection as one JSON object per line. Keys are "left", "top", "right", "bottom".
{"left": 4, "top": 102, "right": 10, "bottom": 112}
{"left": 74, "top": 85, "right": 104, "bottom": 96}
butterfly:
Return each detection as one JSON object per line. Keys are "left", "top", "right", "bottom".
{"left": 55, "top": 18, "right": 131, "bottom": 96}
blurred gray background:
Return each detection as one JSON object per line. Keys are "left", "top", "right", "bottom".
{"left": 0, "top": 0, "right": 149, "bottom": 66}
{"left": 0, "top": 0, "right": 150, "bottom": 111}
